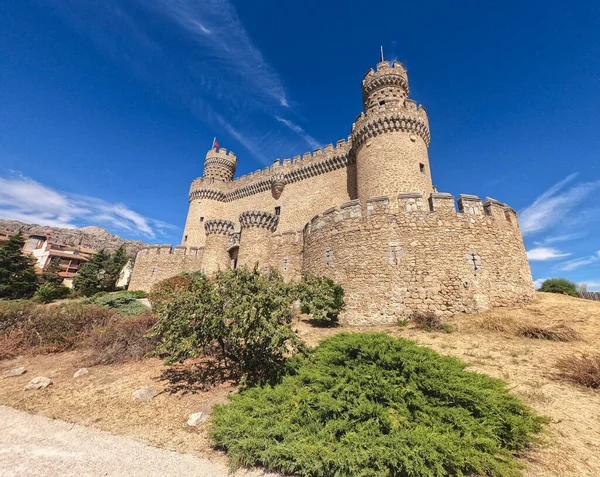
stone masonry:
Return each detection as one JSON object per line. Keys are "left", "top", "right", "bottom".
{"left": 128, "top": 57, "right": 535, "bottom": 323}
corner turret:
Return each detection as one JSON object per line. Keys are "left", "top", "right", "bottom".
{"left": 203, "top": 147, "right": 237, "bottom": 182}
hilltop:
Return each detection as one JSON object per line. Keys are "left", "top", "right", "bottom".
{"left": 0, "top": 220, "right": 148, "bottom": 256}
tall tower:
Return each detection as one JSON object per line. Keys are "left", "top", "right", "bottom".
{"left": 351, "top": 59, "right": 432, "bottom": 203}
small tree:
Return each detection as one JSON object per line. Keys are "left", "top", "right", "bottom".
{"left": 294, "top": 274, "right": 344, "bottom": 323}
{"left": 0, "top": 232, "right": 38, "bottom": 299}
{"left": 149, "top": 268, "right": 316, "bottom": 379}
{"left": 539, "top": 278, "right": 579, "bottom": 297}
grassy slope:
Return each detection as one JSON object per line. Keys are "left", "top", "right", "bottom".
{"left": 1, "top": 292, "right": 599, "bottom": 476}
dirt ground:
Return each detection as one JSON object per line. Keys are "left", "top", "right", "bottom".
{"left": 1, "top": 292, "right": 599, "bottom": 476}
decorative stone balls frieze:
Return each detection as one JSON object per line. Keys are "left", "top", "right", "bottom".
{"left": 352, "top": 111, "right": 431, "bottom": 147}
{"left": 204, "top": 156, "right": 237, "bottom": 169}
{"left": 189, "top": 188, "right": 227, "bottom": 201}
{"left": 204, "top": 219, "right": 235, "bottom": 235}
{"left": 239, "top": 210, "right": 279, "bottom": 232}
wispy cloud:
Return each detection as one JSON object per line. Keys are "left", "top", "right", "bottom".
{"left": 48, "top": 0, "right": 321, "bottom": 163}
{"left": 526, "top": 247, "right": 571, "bottom": 261}
{"left": 519, "top": 173, "right": 600, "bottom": 235}
{"left": 533, "top": 277, "right": 548, "bottom": 289}
{"left": 0, "top": 173, "right": 174, "bottom": 239}
{"left": 275, "top": 116, "right": 321, "bottom": 150}
{"left": 535, "top": 232, "right": 586, "bottom": 245}
{"left": 150, "top": 0, "right": 289, "bottom": 109}
{"left": 558, "top": 251, "right": 600, "bottom": 271}
{"left": 580, "top": 281, "right": 600, "bottom": 292}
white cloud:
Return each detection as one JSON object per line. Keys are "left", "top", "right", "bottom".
{"left": 0, "top": 174, "right": 174, "bottom": 239}
{"left": 275, "top": 116, "right": 321, "bottom": 150}
{"left": 149, "top": 0, "right": 289, "bottom": 109}
{"left": 526, "top": 247, "right": 571, "bottom": 261}
{"left": 557, "top": 251, "right": 600, "bottom": 271}
{"left": 579, "top": 281, "right": 600, "bottom": 292}
{"left": 533, "top": 278, "right": 548, "bottom": 289}
{"left": 519, "top": 174, "right": 600, "bottom": 235}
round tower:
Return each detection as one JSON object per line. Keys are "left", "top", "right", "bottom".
{"left": 203, "top": 147, "right": 237, "bottom": 182}
{"left": 202, "top": 219, "right": 235, "bottom": 274}
{"left": 351, "top": 60, "right": 432, "bottom": 202}
{"left": 237, "top": 210, "right": 279, "bottom": 270}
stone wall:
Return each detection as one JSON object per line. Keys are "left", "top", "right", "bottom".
{"left": 302, "top": 194, "right": 534, "bottom": 324}
{"left": 128, "top": 245, "right": 204, "bottom": 292}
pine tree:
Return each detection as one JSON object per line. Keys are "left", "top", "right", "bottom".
{"left": 73, "top": 248, "right": 130, "bottom": 296}
{"left": 39, "top": 259, "right": 64, "bottom": 286}
{"left": 0, "top": 232, "right": 38, "bottom": 299}
{"left": 73, "top": 249, "right": 110, "bottom": 296}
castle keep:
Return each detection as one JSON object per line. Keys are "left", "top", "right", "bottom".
{"left": 129, "top": 59, "right": 535, "bottom": 323}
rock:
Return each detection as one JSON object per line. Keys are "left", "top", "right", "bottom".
{"left": 73, "top": 368, "right": 89, "bottom": 378}
{"left": 25, "top": 377, "right": 52, "bottom": 390}
{"left": 6, "top": 367, "right": 26, "bottom": 377}
{"left": 187, "top": 412, "right": 209, "bottom": 426}
{"left": 132, "top": 387, "right": 157, "bottom": 402}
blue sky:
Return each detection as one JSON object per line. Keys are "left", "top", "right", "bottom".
{"left": 1, "top": 0, "right": 599, "bottom": 289}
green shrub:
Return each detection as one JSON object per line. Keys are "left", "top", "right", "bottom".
{"left": 0, "top": 300, "right": 36, "bottom": 333}
{"left": 86, "top": 291, "right": 149, "bottom": 315}
{"left": 538, "top": 278, "right": 579, "bottom": 297}
{"left": 148, "top": 267, "right": 306, "bottom": 379}
{"left": 212, "top": 333, "right": 545, "bottom": 477}
{"left": 84, "top": 310, "right": 157, "bottom": 365}
{"left": 126, "top": 290, "right": 147, "bottom": 298}
{"left": 295, "top": 275, "right": 344, "bottom": 323}
{"left": 33, "top": 282, "right": 71, "bottom": 303}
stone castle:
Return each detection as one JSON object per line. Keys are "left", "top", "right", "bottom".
{"left": 128, "top": 58, "right": 535, "bottom": 323}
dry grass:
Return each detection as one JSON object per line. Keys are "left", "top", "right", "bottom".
{"left": 556, "top": 354, "right": 600, "bottom": 389}
{"left": 517, "top": 323, "right": 582, "bottom": 342}
{"left": 1, "top": 292, "right": 600, "bottom": 476}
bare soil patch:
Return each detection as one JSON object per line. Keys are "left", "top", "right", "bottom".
{"left": 1, "top": 292, "right": 599, "bottom": 476}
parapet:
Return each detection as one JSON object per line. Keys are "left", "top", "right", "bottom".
{"left": 136, "top": 245, "right": 203, "bottom": 256}
{"left": 362, "top": 61, "right": 409, "bottom": 97}
{"left": 205, "top": 147, "right": 237, "bottom": 164}
{"left": 189, "top": 137, "right": 354, "bottom": 203}
{"left": 351, "top": 108, "right": 430, "bottom": 147}
{"left": 204, "top": 219, "right": 235, "bottom": 235}
{"left": 304, "top": 192, "right": 520, "bottom": 237}
{"left": 239, "top": 210, "right": 279, "bottom": 232}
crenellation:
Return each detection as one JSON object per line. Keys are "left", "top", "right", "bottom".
{"left": 458, "top": 194, "right": 484, "bottom": 216}
{"left": 429, "top": 193, "right": 456, "bottom": 213}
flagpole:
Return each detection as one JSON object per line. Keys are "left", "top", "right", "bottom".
{"left": 212, "top": 136, "right": 216, "bottom": 149}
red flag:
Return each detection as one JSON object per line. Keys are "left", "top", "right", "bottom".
{"left": 213, "top": 137, "right": 220, "bottom": 151}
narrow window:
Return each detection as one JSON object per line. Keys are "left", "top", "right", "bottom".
{"left": 419, "top": 163, "right": 425, "bottom": 173}
{"left": 275, "top": 206, "right": 281, "bottom": 216}
{"left": 184, "top": 235, "right": 188, "bottom": 242}
{"left": 200, "top": 216, "right": 204, "bottom": 222}
{"left": 378, "top": 100, "right": 385, "bottom": 110}
{"left": 151, "top": 267, "right": 156, "bottom": 277}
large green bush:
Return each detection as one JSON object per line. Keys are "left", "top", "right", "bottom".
{"left": 33, "top": 282, "right": 71, "bottom": 303}
{"left": 212, "top": 333, "right": 545, "bottom": 477}
{"left": 148, "top": 268, "right": 307, "bottom": 378}
{"left": 538, "top": 278, "right": 579, "bottom": 297}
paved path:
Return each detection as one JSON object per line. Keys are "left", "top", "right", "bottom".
{"left": 0, "top": 406, "right": 274, "bottom": 477}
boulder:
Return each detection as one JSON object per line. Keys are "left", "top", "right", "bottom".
{"left": 187, "top": 412, "right": 209, "bottom": 426}
{"left": 73, "top": 368, "right": 89, "bottom": 378}
{"left": 5, "top": 367, "right": 26, "bottom": 377}
{"left": 132, "top": 387, "right": 157, "bottom": 402}
{"left": 25, "top": 377, "right": 52, "bottom": 390}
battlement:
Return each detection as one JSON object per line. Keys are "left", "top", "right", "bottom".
{"left": 304, "top": 193, "right": 519, "bottom": 237}
{"left": 351, "top": 108, "right": 430, "bottom": 147}
{"left": 205, "top": 147, "right": 237, "bottom": 163}
{"left": 189, "top": 137, "right": 354, "bottom": 203}
{"left": 136, "top": 244, "right": 203, "bottom": 257}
